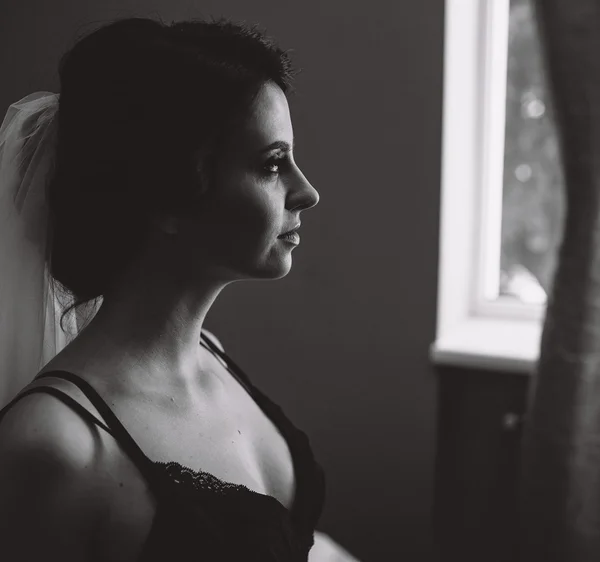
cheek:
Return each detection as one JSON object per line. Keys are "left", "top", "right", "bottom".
{"left": 223, "top": 188, "right": 278, "bottom": 236}
{"left": 201, "top": 169, "right": 280, "bottom": 241}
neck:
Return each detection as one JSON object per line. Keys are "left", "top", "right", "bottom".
{"left": 65, "top": 266, "right": 231, "bottom": 394}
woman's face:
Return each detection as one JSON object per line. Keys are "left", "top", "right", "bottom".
{"left": 175, "top": 81, "right": 320, "bottom": 282}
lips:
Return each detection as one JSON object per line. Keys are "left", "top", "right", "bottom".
{"left": 278, "top": 223, "right": 301, "bottom": 238}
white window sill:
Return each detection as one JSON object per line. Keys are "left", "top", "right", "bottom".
{"left": 429, "top": 316, "right": 540, "bottom": 374}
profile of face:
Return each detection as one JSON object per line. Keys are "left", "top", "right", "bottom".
{"left": 168, "top": 81, "right": 320, "bottom": 283}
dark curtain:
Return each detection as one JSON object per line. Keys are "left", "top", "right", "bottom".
{"left": 518, "top": 1, "right": 600, "bottom": 560}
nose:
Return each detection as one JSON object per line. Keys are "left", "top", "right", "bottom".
{"left": 290, "top": 165, "right": 320, "bottom": 211}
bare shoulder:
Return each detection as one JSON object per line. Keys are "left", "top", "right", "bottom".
{"left": 0, "top": 387, "right": 102, "bottom": 466}
{"left": 0, "top": 390, "right": 116, "bottom": 561}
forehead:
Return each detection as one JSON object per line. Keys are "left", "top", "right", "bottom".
{"left": 235, "top": 82, "right": 293, "bottom": 150}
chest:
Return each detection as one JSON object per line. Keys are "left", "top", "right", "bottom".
{"left": 35, "top": 346, "right": 300, "bottom": 562}
{"left": 126, "top": 368, "right": 298, "bottom": 510}
{"left": 95, "top": 370, "right": 298, "bottom": 561}
{"left": 40, "top": 347, "right": 297, "bottom": 509}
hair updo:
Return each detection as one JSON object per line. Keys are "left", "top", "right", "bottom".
{"left": 46, "top": 15, "right": 299, "bottom": 332}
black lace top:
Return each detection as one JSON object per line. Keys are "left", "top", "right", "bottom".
{"left": 0, "top": 333, "right": 326, "bottom": 561}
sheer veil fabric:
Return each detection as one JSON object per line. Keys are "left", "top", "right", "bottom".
{"left": 0, "top": 92, "right": 84, "bottom": 408}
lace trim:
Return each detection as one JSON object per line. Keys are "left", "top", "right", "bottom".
{"left": 152, "top": 460, "right": 289, "bottom": 511}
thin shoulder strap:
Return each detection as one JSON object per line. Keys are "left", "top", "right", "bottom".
{"left": 34, "top": 371, "right": 157, "bottom": 482}
{"left": 0, "top": 385, "right": 113, "bottom": 435}
{"left": 200, "top": 332, "right": 254, "bottom": 394}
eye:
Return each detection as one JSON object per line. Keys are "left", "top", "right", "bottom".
{"left": 263, "top": 155, "right": 287, "bottom": 176}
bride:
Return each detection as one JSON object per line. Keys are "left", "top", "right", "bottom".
{"left": 0, "top": 15, "right": 359, "bottom": 562}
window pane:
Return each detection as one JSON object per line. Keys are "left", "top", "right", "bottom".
{"left": 499, "top": 0, "right": 565, "bottom": 305}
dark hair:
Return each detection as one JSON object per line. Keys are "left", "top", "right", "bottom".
{"left": 46, "top": 15, "right": 300, "bottom": 333}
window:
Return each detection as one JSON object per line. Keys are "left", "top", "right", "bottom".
{"left": 430, "top": 0, "right": 563, "bottom": 373}
{"left": 485, "top": 0, "right": 564, "bottom": 313}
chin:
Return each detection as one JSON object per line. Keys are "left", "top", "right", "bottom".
{"left": 253, "top": 263, "right": 292, "bottom": 281}
{"left": 241, "top": 254, "right": 294, "bottom": 281}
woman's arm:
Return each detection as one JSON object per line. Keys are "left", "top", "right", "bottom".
{"left": 309, "top": 531, "right": 362, "bottom": 562}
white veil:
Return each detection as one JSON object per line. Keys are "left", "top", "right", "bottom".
{"left": 0, "top": 92, "right": 80, "bottom": 409}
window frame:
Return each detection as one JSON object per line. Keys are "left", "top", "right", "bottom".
{"left": 430, "top": 0, "right": 545, "bottom": 374}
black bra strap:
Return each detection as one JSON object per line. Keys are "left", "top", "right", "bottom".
{"left": 200, "top": 332, "right": 255, "bottom": 396}
{"left": 0, "top": 386, "right": 113, "bottom": 435}
{"left": 34, "top": 371, "right": 156, "bottom": 482}
{"left": 16, "top": 336, "right": 251, "bottom": 483}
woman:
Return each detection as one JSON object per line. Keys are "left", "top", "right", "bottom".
{"left": 0, "top": 16, "right": 360, "bottom": 562}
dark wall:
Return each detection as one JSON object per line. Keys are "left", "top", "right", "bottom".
{"left": 0, "top": 1, "right": 444, "bottom": 560}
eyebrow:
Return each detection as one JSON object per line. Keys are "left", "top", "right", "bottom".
{"left": 261, "top": 139, "right": 294, "bottom": 154}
